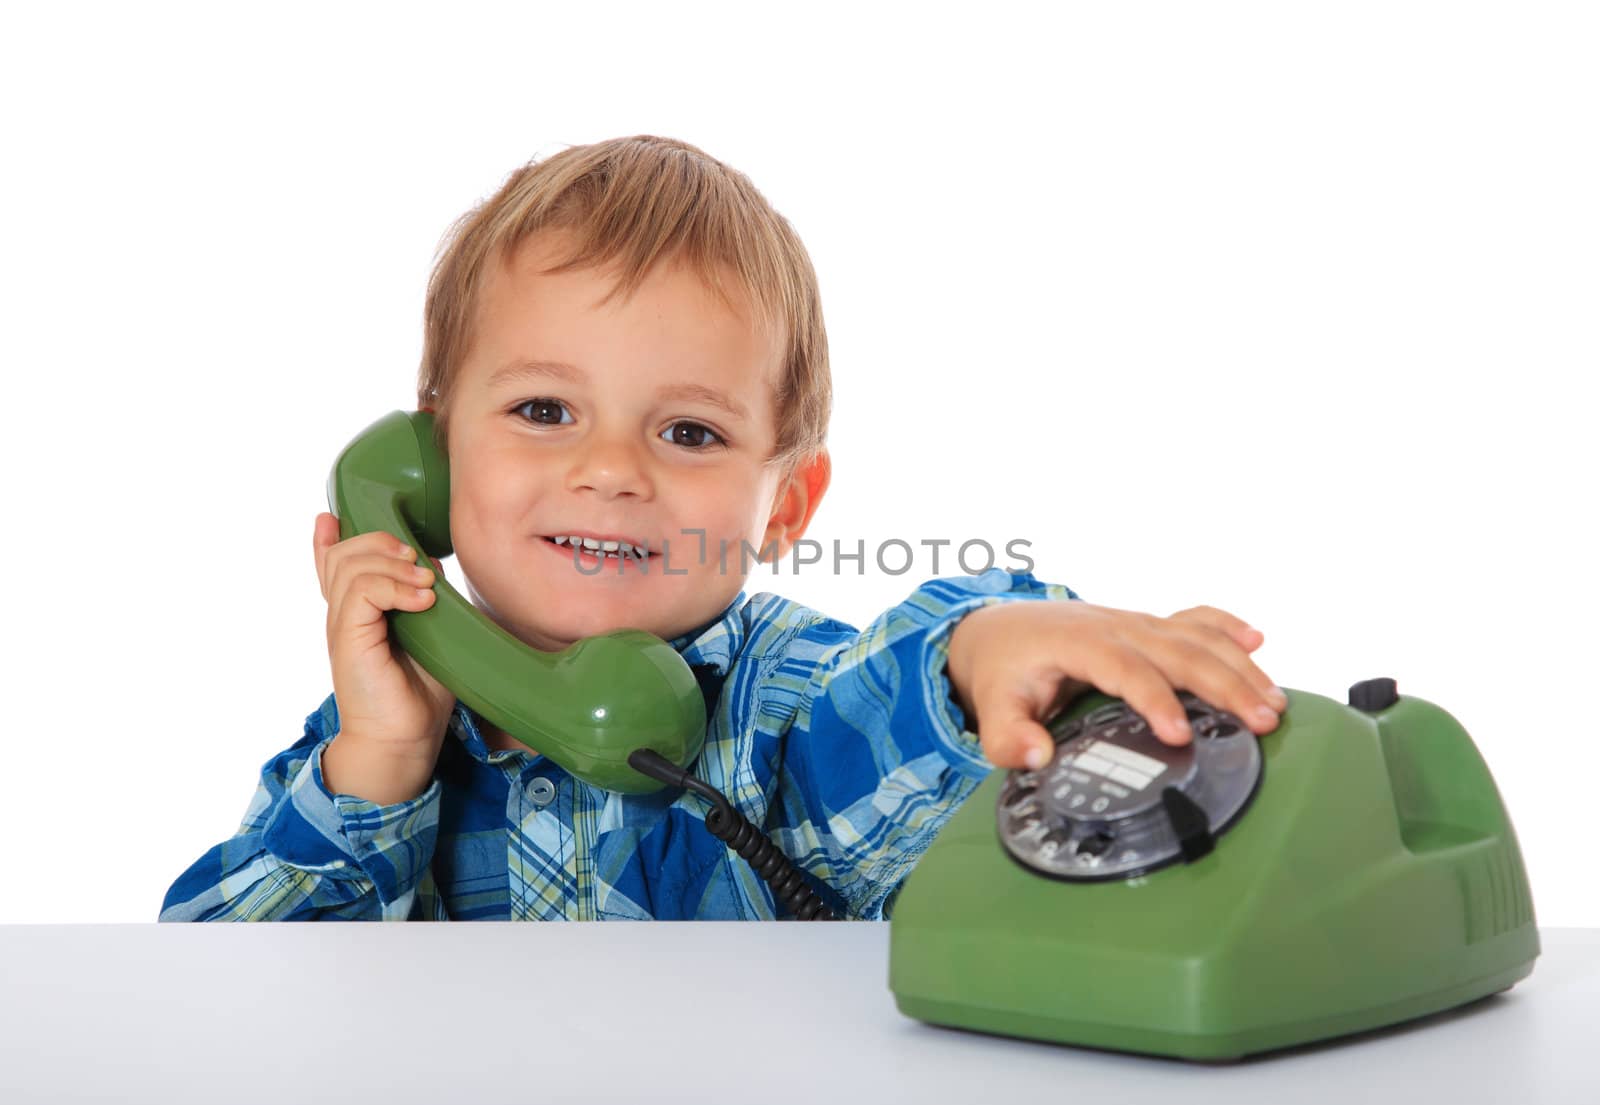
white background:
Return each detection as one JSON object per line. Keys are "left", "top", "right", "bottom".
{"left": 1, "top": 1, "right": 1593, "bottom": 924}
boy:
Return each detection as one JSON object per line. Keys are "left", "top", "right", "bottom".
{"left": 160, "top": 135, "right": 1286, "bottom": 922}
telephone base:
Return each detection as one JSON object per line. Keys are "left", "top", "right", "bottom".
{"left": 893, "top": 950, "right": 1535, "bottom": 1061}
{"left": 888, "top": 687, "right": 1540, "bottom": 1061}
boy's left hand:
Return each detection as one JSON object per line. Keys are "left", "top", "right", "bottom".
{"left": 945, "top": 600, "right": 1287, "bottom": 771}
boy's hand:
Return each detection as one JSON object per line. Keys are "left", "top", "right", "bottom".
{"left": 312, "top": 512, "right": 458, "bottom": 803}
{"left": 945, "top": 600, "right": 1287, "bottom": 771}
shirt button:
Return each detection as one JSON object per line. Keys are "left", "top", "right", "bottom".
{"left": 528, "top": 777, "right": 556, "bottom": 809}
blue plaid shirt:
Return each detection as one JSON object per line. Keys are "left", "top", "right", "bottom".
{"left": 160, "top": 568, "right": 1080, "bottom": 921}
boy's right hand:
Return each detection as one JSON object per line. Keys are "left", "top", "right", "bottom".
{"left": 312, "top": 512, "right": 457, "bottom": 796}
{"left": 946, "top": 599, "right": 1287, "bottom": 771}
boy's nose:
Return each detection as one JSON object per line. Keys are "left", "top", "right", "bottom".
{"left": 564, "top": 435, "right": 654, "bottom": 499}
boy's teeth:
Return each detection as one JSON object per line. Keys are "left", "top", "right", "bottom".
{"left": 551, "top": 535, "right": 648, "bottom": 558}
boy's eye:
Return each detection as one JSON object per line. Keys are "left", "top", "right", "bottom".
{"left": 512, "top": 400, "right": 721, "bottom": 449}
{"left": 514, "top": 399, "right": 573, "bottom": 425}
{"left": 661, "top": 421, "right": 725, "bottom": 449}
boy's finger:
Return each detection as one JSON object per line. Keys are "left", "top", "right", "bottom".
{"left": 1159, "top": 613, "right": 1284, "bottom": 710}
{"left": 1170, "top": 604, "right": 1263, "bottom": 651}
{"left": 312, "top": 515, "right": 333, "bottom": 596}
{"left": 1080, "top": 646, "right": 1195, "bottom": 747}
{"left": 977, "top": 692, "right": 1057, "bottom": 771}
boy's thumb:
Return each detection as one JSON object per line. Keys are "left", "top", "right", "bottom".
{"left": 981, "top": 693, "right": 1055, "bottom": 772}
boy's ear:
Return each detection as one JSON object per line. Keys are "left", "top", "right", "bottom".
{"left": 762, "top": 449, "right": 831, "bottom": 558}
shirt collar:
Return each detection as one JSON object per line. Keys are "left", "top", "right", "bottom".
{"left": 667, "top": 588, "right": 748, "bottom": 678}
{"left": 448, "top": 590, "right": 749, "bottom": 763}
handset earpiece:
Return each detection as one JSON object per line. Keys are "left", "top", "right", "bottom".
{"left": 325, "top": 410, "right": 706, "bottom": 794}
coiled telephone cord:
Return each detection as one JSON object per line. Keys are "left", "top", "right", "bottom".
{"left": 627, "top": 749, "right": 838, "bottom": 921}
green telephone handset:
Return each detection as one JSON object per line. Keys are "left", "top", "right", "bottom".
{"left": 324, "top": 409, "right": 706, "bottom": 795}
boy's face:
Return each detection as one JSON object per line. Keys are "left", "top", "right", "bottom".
{"left": 442, "top": 230, "right": 827, "bottom": 653}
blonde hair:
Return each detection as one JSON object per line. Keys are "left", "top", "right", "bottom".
{"left": 417, "top": 135, "right": 830, "bottom": 474}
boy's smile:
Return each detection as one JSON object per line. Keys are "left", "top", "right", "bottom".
{"left": 440, "top": 229, "right": 828, "bottom": 659}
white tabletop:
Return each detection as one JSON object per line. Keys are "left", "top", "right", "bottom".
{"left": 1, "top": 924, "right": 1594, "bottom": 1105}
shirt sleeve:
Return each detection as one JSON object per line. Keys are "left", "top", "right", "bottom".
{"left": 765, "top": 567, "right": 1081, "bottom": 920}
{"left": 158, "top": 693, "right": 444, "bottom": 921}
